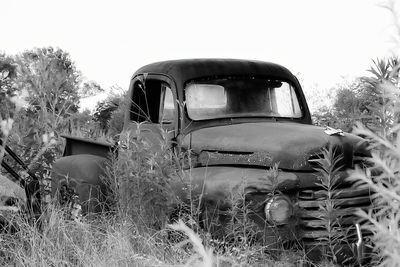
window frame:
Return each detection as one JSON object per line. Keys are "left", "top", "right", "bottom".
{"left": 128, "top": 74, "right": 179, "bottom": 132}
{"left": 183, "top": 76, "right": 304, "bottom": 121}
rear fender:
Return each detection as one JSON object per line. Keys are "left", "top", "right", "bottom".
{"left": 51, "top": 154, "right": 109, "bottom": 213}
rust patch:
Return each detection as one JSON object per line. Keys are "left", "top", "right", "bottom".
{"left": 198, "top": 151, "right": 273, "bottom": 166}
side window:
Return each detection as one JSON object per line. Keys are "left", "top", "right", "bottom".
{"left": 130, "top": 77, "right": 175, "bottom": 124}
{"left": 130, "top": 81, "right": 149, "bottom": 123}
{"left": 159, "top": 85, "right": 175, "bottom": 124}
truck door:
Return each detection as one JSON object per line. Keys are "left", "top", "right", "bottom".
{"left": 124, "top": 76, "right": 178, "bottom": 151}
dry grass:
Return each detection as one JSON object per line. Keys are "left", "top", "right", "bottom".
{"left": 0, "top": 205, "right": 170, "bottom": 266}
{"left": 0, "top": 204, "right": 312, "bottom": 267}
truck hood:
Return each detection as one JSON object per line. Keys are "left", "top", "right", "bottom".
{"left": 183, "top": 122, "right": 367, "bottom": 171}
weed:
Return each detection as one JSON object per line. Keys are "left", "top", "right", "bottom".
{"left": 310, "top": 146, "right": 345, "bottom": 262}
{"left": 349, "top": 122, "right": 400, "bottom": 266}
{"left": 102, "top": 122, "right": 178, "bottom": 230}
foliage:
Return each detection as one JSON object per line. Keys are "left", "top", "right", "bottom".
{"left": 93, "top": 89, "right": 126, "bottom": 136}
{"left": 361, "top": 57, "right": 400, "bottom": 136}
{"left": 300, "top": 76, "right": 336, "bottom": 116}
{"left": 349, "top": 121, "right": 400, "bottom": 267}
{"left": 311, "top": 79, "right": 365, "bottom": 132}
{"left": 346, "top": 64, "right": 400, "bottom": 265}
{"left": 2, "top": 47, "right": 85, "bottom": 178}
{"left": 312, "top": 106, "right": 338, "bottom": 129}
{"left": 0, "top": 54, "right": 18, "bottom": 123}
{"left": 0, "top": 55, "right": 21, "bottom": 164}
{"left": 68, "top": 109, "right": 93, "bottom": 135}
{"left": 332, "top": 79, "right": 367, "bottom": 131}
{"left": 315, "top": 57, "right": 400, "bottom": 134}
{"left": 310, "top": 146, "right": 355, "bottom": 264}
{"left": 80, "top": 80, "right": 105, "bottom": 98}
{"left": 346, "top": 43, "right": 400, "bottom": 266}
{"left": 0, "top": 48, "right": 97, "bottom": 208}
{"left": 14, "top": 47, "right": 81, "bottom": 132}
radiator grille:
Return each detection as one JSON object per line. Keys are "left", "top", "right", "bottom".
{"left": 297, "top": 186, "right": 373, "bottom": 240}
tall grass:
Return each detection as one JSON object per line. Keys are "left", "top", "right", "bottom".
{"left": 102, "top": 123, "right": 178, "bottom": 230}
{"left": 0, "top": 205, "right": 171, "bottom": 266}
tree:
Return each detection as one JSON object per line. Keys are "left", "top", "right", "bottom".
{"left": 0, "top": 54, "right": 18, "bottom": 121}
{"left": 67, "top": 109, "right": 93, "bottom": 136}
{"left": 15, "top": 47, "right": 81, "bottom": 133}
{"left": 361, "top": 57, "right": 400, "bottom": 135}
{"left": 310, "top": 79, "right": 364, "bottom": 132}
{"left": 330, "top": 79, "right": 367, "bottom": 132}
{"left": 93, "top": 91, "right": 125, "bottom": 135}
{"left": 80, "top": 80, "right": 105, "bottom": 98}
{"left": 5, "top": 47, "right": 83, "bottom": 176}
{"left": 327, "top": 57, "right": 400, "bottom": 134}
{"left": 0, "top": 54, "right": 18, "bottom": 163}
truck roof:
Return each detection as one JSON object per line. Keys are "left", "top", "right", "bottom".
{"left": 133, "top": 59, "right": 298, "bottom": 84}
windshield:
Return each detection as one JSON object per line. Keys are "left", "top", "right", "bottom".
{"left": 185, "top": 77, "right": 303, "bottom": 120}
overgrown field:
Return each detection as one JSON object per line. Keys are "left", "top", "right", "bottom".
{"left": 1, "top": 47, "right": 400, "bottom": 266}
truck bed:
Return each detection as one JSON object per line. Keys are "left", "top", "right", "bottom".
{"left": 62, "top": 135, "right": 114, "bottom": 158}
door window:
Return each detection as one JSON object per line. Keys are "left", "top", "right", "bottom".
{"left": 160, "top": 85, "right": 175, "bottom": 124}
{"left": 130, "top": 78, "right": 176, "bottom": 125}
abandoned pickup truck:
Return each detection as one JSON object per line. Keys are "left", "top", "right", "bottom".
{"left": 52, "top": 59, "right": 372, "bottom": 263}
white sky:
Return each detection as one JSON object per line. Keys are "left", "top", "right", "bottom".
{"left": 1, "top": 0, "right": 399, "bottom": 110}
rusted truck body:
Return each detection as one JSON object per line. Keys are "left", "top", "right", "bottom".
{"left": 52, "top": 59, "right": 372, "bottom": 263}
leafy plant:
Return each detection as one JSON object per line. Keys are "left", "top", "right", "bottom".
{"left": 310, "top": 146, "right": 349, "bottom": 264}
{"left": 346, "top": 30, "right": 400, "bottom": 264}
{"left": 349, "top": 122, "right": 400, "bottom": 267}
{"left": 361, "top": 57, "right": 400, "bottom": 136}
{"left": 93, "top": 88, "right": 126, "bottom": 136}
{"left": 0, "top": 54, "right": 19, "bottom": 163}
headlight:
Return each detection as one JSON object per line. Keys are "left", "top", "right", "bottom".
{"left": 264, "top": 195, "right": 293, "bottom": 225}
